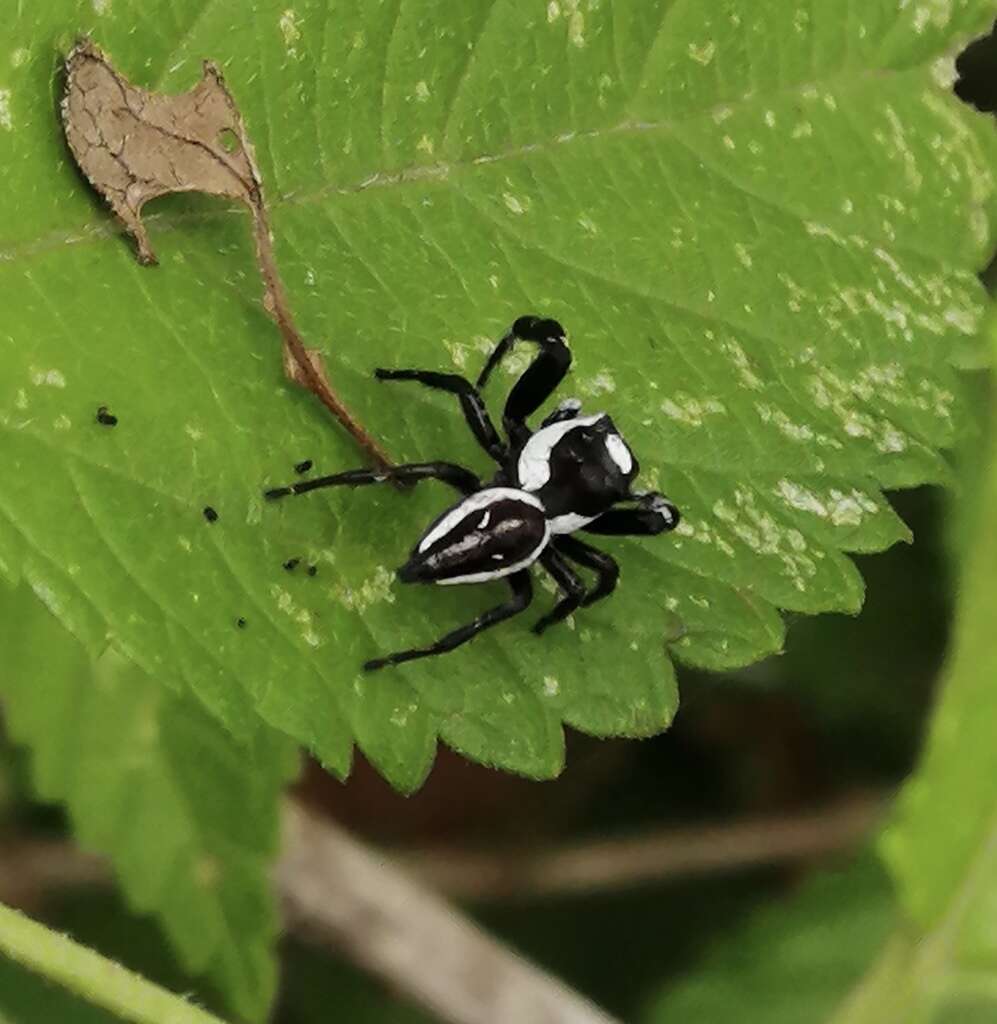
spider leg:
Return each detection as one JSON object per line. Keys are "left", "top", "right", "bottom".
{"left": 264, "top": 461, "right": 480, "bottom": 500}
{"left": 583, "top": 493, "right": 680, "bottom": 536}
{"left": 364, "top": 571, "right": 533, "bottom": 670}
{"left": 553, "top": 535, "right": 620, "bottom": 608}
{"left": 375, "top": 368, "right": 507, "bottom": 463}
{"left": 532, "top": 547, "right": 586, "bottom": 635}
{"left": 476, "top": 317, "right": 572, "bottom": 446}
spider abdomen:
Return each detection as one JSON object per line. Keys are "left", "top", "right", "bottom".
{"left": 399, "top": 488, "right": 550, "bottom": 586}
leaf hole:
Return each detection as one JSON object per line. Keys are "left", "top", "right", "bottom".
{"left": 218, "top": 128, "right": 240, "bottom": 153}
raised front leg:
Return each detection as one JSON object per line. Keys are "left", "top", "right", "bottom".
{"left": 532, "top": 547, "right": 586, "bottom": 635}
{"left": 375, "top": 368, "right": 506, "bottom": 464}
{"left": 583, "top": 493, "right": 680, "bottom": 536}
{"left": 364, "top": 570, "right": 533, "bottom": 670}
{"left": 264, "top": 461, "right": 481, "bottom": 500}
{"left": 477, "top": 316, "right": 572, "bottom": 446}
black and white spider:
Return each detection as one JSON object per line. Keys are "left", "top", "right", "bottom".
{"left": 265, "top": 316, "right": 679, "bottom": 671}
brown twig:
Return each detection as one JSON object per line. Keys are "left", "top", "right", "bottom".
{"left": 396, "top": 792, "right": 886, "bottom": 901}
{"left": 276, "top": 801, "right": 621, "bottom": 1024}
{"left": 248, "top": 203, "right": 393, "bottom": 470}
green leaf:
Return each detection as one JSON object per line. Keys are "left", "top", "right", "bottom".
{"left": 834, "top": 316, "right": 997, "bottom": 1023}
{"left": 644, "top": 855, "right": 895, "bottom": 1024}
{"left": 0, "top": 0, "right": 994, "bottom": 787}
{"left": 0, "top": 584, "right": 295, "bottom": 1023}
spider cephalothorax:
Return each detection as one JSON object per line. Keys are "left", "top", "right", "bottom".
{"left": 266, "top": 315, "right": 679, "bottom": 670}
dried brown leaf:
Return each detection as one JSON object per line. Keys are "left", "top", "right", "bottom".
{"left": 62, "top": 38, "right": 262, "bottom": 265}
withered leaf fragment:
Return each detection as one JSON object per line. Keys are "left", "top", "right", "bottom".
{"left": 62, "top": 39, "right": 262, "bottom": 266}
{"left": 61, "top": 39, "right": 391, "bottom": 468}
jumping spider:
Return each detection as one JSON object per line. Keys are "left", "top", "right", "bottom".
{"left": 266, "top": 316, "right": 679, "bottom": 670}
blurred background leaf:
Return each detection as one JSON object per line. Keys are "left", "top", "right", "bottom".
{"left": 643, "top": 855, "right": 895, "bottom": 1024}
{"left": 0, "top": 583, "right": 296, "bottom": 1022}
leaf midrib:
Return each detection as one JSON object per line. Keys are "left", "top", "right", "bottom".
{"left": 1, "top": 58, "right": 948, "bottom": 267}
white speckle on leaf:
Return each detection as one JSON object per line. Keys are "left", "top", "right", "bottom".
{"left": 568, "top": 9, "right": 585, "bottom": 46}
{"left": 416, "top": 134, "right": 434, "bottom": 154}
{"left": 722, "top": 135, "right": 736, "bottom": 150}
{"left": 884, "top": 105, "right": 922, "bottom": 191}
{"left": 279, "top": 9, "right": 301, "bottom": 52}
{"left": 930, "top": 55, "right": 957, "bottom": 89}
{"left": 92, "top": 0, "right": 110, "bottom": 13}
{"left": 443, "top": 339, "right": 471, "bottom": 369}
{"left": 547, "top": 0, "right": 560, "bottom": 21}
{"left": 794, "top": 8, "right": 809, "bottom": 31}
{"left": 792, "top": 120, "right": 813, "bottom": 138}
{"left": 580, "top": 371, "right": 616, "bottom": 396}
{"left": 31, "top": 368, "right": 65, "bottom": 388}
{"left": 721, "top": 338, "right": 763, "bottom": 390}
{"left": 53, "top": 414, "right": 71, "bottom": 431}
{"left": 661, "top": 394, "right": 726, "bottom": 428}
{"left": 178, "top": 537, "right": 192, "bottom": 553}
{"left": 503, "top": 192, "right": 528, "bottom": 215}
{"left": 415, "top": 80, "right": 430, "bottom": 101}
{"left": 14, "top": 389, "right": 27, "bottom": 409}
{"left": 755, "top": 403, "right": 814, "bottom": 442}
{"left": 805, "top": 221, "right": 849, "bottom": 247}
{"left": 0, "top": 89, "right": 13, "bottom": 131}
{"left": 336, "top": 566, "right": 396, "bottom": 612}
{"left": 11, "top": 49, "right": 29, "bottom": 69}
{"left": 776, "top": 479, "right": 827, "bottom": 517}
{"left": 877, "top": 426, "right": 907, "bottom": 453}
{"left": 842, "top": 413, "right": 871, "bottom": 438}
{"left": 687, "top": 41, "right": 715, "bottom": 65}
{"left": 911, "top": 0, "right": 952, "bottom": 34}
{"left": 30, "top": 581, "right": 60, "bottom": 616}
{"left": 841, "top": 198, "right": 854, "bottom": 214}
{"left": 764, "top": 109, "right": 776, "bottom": 128}
{"left": 543, "top": 675, "right": 560, "bottom": 696}
{"left": 500, "top": 347, "right": 532, "bottom": 377}
{"left": 718, "top": 487, "right": 818, "bottom": 590}
{"left": 184, "top": 423, "right": 204, "bottom": 442}
{"left": 943, "top": 306, "right": 978, "bottom": 334}
{"left": 271, "top": 585, "right": 296, "bottom": 616}
{"left": 712, "top": 106, "right": 732, "bottom": 124}
{"left": 577, "top": 214, "right": 598, "bottom": 234}
{"left": 734, "top": 243, "right": 752, "bottom": 268}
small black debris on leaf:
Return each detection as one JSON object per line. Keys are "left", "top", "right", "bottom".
{"left": 236, "top": 617, "right": 247, "bottom": 629}
{"left": 294, "top": 460, "right": 313, "bottom": 474}
{"left": 203, "top": 506, "right": 219, "bottom": 523}
{"left": 283, "top": 557, "right": 301, "bottom": 571}
{"left": 307, "top": 565, "right": 318, "bottom": 577}
{"left": 95, "top": 405, "right": 118, "bottom": 426}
